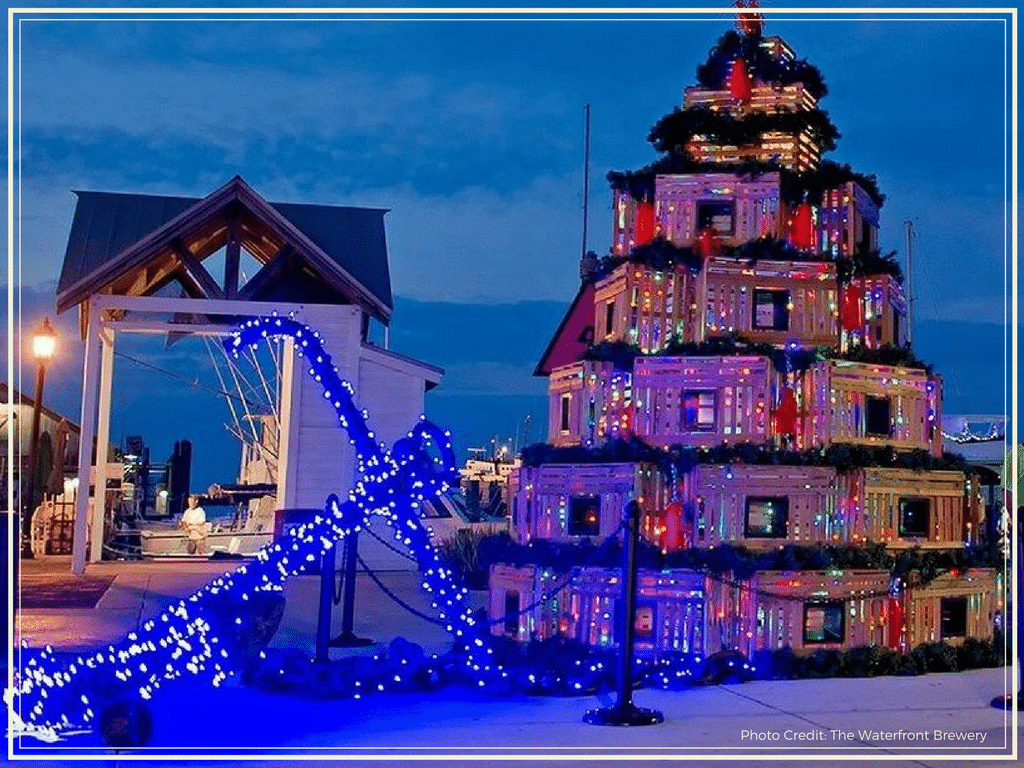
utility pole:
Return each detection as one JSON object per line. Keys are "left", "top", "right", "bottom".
{"left": 905, "top": 219, "right": 914, "bottom": 346}
{"left": 582, "top": 103, "right": 591, "bottom": 260}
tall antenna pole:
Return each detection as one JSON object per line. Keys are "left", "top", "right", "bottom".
{"left": 581, "top": 103, "right": 591, "bottom": 260}
{"left": 905, "top": 219, "right": 914, "bottom": 346}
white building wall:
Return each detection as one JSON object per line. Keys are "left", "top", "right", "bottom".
{"left": 356, "top": 348, "right": 435, "bottom": 570}
{"left": 277, "top": 305, "right": 441, "bottom": 570}
{"left": 279, "top": 305, "right": 363, "bottom": 513}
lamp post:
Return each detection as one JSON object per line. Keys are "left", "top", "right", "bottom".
{"left": 22, "top": 317, "right": 57, "bottom": 558}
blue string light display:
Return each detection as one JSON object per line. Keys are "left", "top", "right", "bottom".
{"left": 11, "top": 313, "right": 506, "bottom": 740}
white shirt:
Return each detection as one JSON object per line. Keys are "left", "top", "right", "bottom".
{"left": 182, "top": 506, "right": 207, "bottom": 539}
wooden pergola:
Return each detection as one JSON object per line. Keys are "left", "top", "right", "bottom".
{"left": 56, "top": 176, "right": 439, "bottom": 573}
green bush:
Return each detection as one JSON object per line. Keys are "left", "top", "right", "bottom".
{"left": 435, "top": 528, "right": 495, "bottom": 590}
{"left": 844, "top": 644, "right": 881, "bottom": 677}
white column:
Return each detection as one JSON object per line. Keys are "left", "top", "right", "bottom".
{"left": 71, "top": 303, "right": 101, "bottom": 575}
{"left": 88, "top": 328, "right": 115, "bottom": 563}
{"left": 276, "top": 337, "right": 298, "bottom": 509}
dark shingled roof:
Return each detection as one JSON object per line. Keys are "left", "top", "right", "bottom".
{"left": 57, "top": 187, "right": 392, "bottom": 311}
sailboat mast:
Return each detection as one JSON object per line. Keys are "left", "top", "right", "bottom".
{"left": 581, "top": 103, "right": 591, "bottom": 260}
{"left": 905, "top": 219, "right": 914, "bottom": 345}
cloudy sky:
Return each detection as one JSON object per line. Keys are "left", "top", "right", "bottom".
{"left": 6, "top": 4, "right": 1014, "bottom": 487}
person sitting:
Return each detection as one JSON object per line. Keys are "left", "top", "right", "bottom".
{"left": 180, "top": 494, "right": 208, "bottom": 555}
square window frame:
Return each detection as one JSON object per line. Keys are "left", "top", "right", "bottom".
{"left": 898, "top": 496, "right": 930, "bottom": 538}
{"left": 568, "top": 495, "right": 602, "bottom": 537}
{"left": 697, "top": 199, "right": 737, "bottom": 236}
{"left": 803, "top": 601, "right": 845, "bottom": 645}
{"left": 752, "top": 288, "right": 790, "bottom": 331}
{"left": 940, "top": 596, "right": 968, "bottom": 639}
{"left": 865, "top": 395, "right": 892, "bottom": 437}
{"left": 682, "top": 390, "right": 717, "bottom": 432}
{"left": 744, "top": 496, "right": 790, "bottom": 538}
{"left": 559, "top": 393, "right": 571, "bottom": 433}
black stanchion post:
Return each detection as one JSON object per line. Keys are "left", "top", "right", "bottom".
{"left": 992, "top": 516, "right": 1022, "bottom": 710}
{"left": 314, "top": 541, "right": 337, "bottom": 663}
{"left": 330, "top": 530, "right": 372, "bottom": 647}
{"left": 584, "top": 500, "right": 663, "bottom": 726}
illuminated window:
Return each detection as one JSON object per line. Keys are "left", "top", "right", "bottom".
{"left": 605, "top": 301, "right": 616, "bottom": 337}
{"left": 753, "top": 289, "right": 790, "bottom": 330}
{"left": 899, "top": 497, "right": 930, "bottom": 538}
{"left": 634, "top": 602, "right": 656, "bottom": 641}
{"left": 697, "top": 200, "right": 736, "bottom": 235}
{"left": 865, "top": 396, "right": 891, "bottom": 436}
{"left": 745, "top": 496, "right": 789, "bottom": 538}
{"left": 682, "top": 391, "right": 716, "bottom": 431}
{"left": 940, "top": 597, "right": 967, "bottom": 638}
{"left": 568, "top": 496, "right": 601, "bottom": 536}
{"left": 803, "top": 601, "right": 844, "bottom": 645}
{"left": 504, "top": 591, "right": 520, "bottom": 635}
{"left": 560, "top": 394, "right": 571, "bottom": 433}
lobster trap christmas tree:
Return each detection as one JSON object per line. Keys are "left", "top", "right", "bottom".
{"left": 490, "top": 12, "right": 1002, "bottom": 665}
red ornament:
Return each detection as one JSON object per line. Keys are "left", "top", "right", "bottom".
{"left": 789, "top": 202, "right": 816, "bottom": 250}
{"left": 774, "top": 387, "right": 798, "bottom": 436}
{"left": 728, "top": 58, "right": 753, "bottom": 102}
{"left": 887, "top": 596, "right": 904, "bottom": 650}
{"left": 697, "top": 228, "right": 721, "bottom": 258}
{"left": 635, "top": 199, "right": 656, "bottom": 245}
{"left": 664, "top": 502, "right": 684, "bottom": 550}
{"left": 840, "top": 282, "right": 865, "bottom": 332}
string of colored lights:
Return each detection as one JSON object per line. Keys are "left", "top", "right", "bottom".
{"left": 12, "top": 313, "right": 503, "bottom": 738}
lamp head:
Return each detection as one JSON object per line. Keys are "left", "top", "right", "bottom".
{"left": 32, "top": 317, "right": 57, "bottom": 362}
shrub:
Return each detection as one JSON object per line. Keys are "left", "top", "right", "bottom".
{"left": 844, "top": 644, "right": 881, "bottom": 677}
{"left": 435, "top": 528, "right": 495, "bottom": 589}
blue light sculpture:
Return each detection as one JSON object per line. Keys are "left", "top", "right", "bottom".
{"left": 11, "top": 314, "right": 503, "bottom": 740}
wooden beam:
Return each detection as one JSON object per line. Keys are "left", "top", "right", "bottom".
{"left": 224, "top": 214, "right": 241, "bottom": 298}
{"left": 236, "top": 245, "right": 294, "bottom": 302}
{"left": 172, "top": 239, "right": 224, "bottom": 300}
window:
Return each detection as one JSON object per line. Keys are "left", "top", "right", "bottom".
{"left": 560, "top": 394, "right": 571, "bottom": 433}
{"left": 753, "top": 289, "right": 790, "bottom": 331}
{"left": 504, "top": 591, "right": 521, "bottom": 635}
{"left": 865, "top": 396, "right": 891, "bottom": 436}
{"left": 634, "top": 602, "right": 656, "bottom": 641}
{"left": 605, "top": 301, "right": 616, "bottom": 337}
{"left": 697, "top": 200, "right": 736, "bottom": 235}
{"left": 899, "top": 497, "right": 930, "bottom": 538}
{"left": 940, "top": 597, "right": 967, "bottom": 638}
{"left": 568, "top": 496, "right": 601, "bottom": 536}
{"left": 683, "top": 391, "right": 717, "bottom": 431}
{"left": 860, "top": 220, "right": 872, "bottom": 251}
{"left": 803, "top": 601, "right": 845, "bottom": 645}
{"left": 745, "top": 496, "right": 789, "bottom": 538}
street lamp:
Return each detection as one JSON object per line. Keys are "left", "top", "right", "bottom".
{"left": 22, "top": 317, "right": 57, "bottom": 558}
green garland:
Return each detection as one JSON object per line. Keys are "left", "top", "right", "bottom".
{"left": 648, "top": 105, "right": 841, "bottom": 156}
{"left": 827, "top": 343, "right": 932, "bottom": 375}
{"left": 581, "top": 331, "right": 930, "bottom": 375}
{"left": 835, "top": 248, "right": 903, "bottom": 284}
{"left": 460, "top": 532, "right": 1002, "bottom": 587}
{"left": 520, "top": 437, "right": 969, "bottom": 476}
{"left": 786, "top": 161, "right": 885, "bottom": 209}
{"left": 607, "top": 158, "right": 884, "bottom": 211}
{"left": 592, "top": 236, "right": 900, "bottom": 284}
{"left": 590, "top": 237, "right": 703, "bottom": 283}
{"left": 695, "top": 30, "right": 829, "bottom": 101}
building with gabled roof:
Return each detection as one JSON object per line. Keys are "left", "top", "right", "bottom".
{"left": 55, "top": 176, "right": 441, "bottom": 572}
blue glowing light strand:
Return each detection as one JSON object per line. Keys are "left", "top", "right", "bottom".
{"left": 229, "top": 316, "right": 501, "bottom": 683}
{"left": 13, "top": 314, "right": 499, "bottom": 736}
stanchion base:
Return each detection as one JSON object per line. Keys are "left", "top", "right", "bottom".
{"left": 329, "top": 632, "right": 373, "bottom": 648}
{"left": 583, "top": 703, "right": 664, "bottom": 727}
{"left": 990, "top": 693, "right": 1022, "bottom": 710}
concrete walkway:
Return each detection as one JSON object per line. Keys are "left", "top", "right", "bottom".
{"left": 9, "top": 557, "right": 1021, "bottom": 765}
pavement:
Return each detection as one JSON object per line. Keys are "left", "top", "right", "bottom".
{"left": 7, "top": 556, "right": 1022, "bottom": 766}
